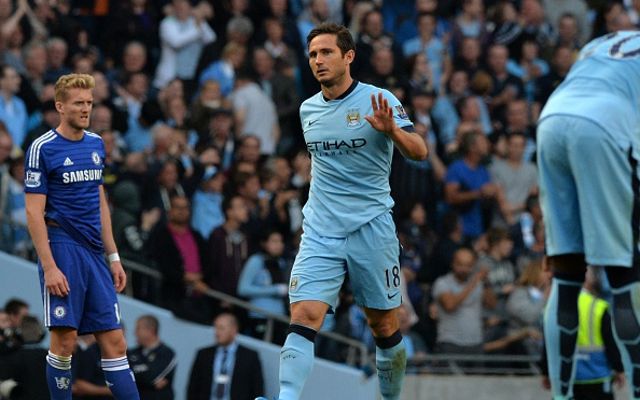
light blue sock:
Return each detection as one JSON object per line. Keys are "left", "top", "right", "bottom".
{"left": 375, "top": 333, "right": 406, "bottom": 400}
{"left": 279, "top": 331, "right": 315, "bottom": 400}
{"left": 46, "top": 351, "right": 72, "bottom": 400}
{"left": 544, "top": 277, "right": 582, "bottom": 400}
{"left": 610, "top": 282, "right": 640, "bottom": 400}
{"left": 101, "top": 356, "right": 140, "bottom": 400}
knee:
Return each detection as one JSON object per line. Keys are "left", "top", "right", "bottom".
{"left": 49, "top": 329, "right": 78, "bottom": 357}
{"left": 97, "top": 331, "right": 128, "bottom": 359}
{"left": 367, "top": 314, "right": 399, "bottom": 338}
{"left": 290, "top": 301, "right": 329, "bottom": 331}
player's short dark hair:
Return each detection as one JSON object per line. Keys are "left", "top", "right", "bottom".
{"left": 307, "top": 22, "right": 355, "bottom": 56}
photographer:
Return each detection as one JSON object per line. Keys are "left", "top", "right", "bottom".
{"left": 0, "top": 300, "right": 30, "bottom": 357}
{"left": 0, "top": 315, "right": 48, "bottom": 400}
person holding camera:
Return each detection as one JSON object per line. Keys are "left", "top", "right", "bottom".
{"left": 0, "top": 315, "right": 49, "bottom": 400}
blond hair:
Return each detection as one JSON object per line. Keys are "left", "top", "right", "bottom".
{"left": 516, "top": 259, "right": 543, "bottom": 286}
{"left": 54, "top": 74, "right": 95, "bottom": 103}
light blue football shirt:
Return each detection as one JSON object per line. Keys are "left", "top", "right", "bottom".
{"left": 24, "top": 129, "right": 106, "bottom": 252}
{"left": 300, "top": 80, "right": 414, "bottom": 237}
{"left": 539, "top": 31, "right": 640, "bottom": 158}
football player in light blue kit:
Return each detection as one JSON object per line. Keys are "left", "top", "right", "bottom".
{"left": 24, "top": 74, "right": 140, "bottom": 400}
{"left": 256, "top": 23, "right": 428, "bottom": 400}
{"left": 538, "top": 31, "right": 640, "bottom": 400}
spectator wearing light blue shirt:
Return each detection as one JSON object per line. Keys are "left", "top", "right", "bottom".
{"left": 402, "top": 12, "right": 451, "bottom": 94}
{"left": 191, "top": 167, "right": 226, "bottom": 240}
{"left": 0, "top": 65, "right": 28, "bottom": 148}
{"left": 237, "top": 229, "right": 290, "bottom": 345}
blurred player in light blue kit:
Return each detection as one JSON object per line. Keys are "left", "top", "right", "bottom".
{"left": 538, "top": 31, "right": 640, "bottom": 400}
{"left": 256, "top": 22, "right": 428, "bottom": 400}
{"left": 24, "top": 74, "right": 140, "bottom": 400}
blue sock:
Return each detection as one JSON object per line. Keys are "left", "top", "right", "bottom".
{"left": 544, "top": 277, "right": 582, "bottom": 400}
{"left": 101, "top": 356, "right": 140, "bottom": 400}
{"left": 375, "top": 331, "right": 406, "bottom": 400}
{"left": 279, "top": 326, "right": 316, "bottom": 400}
{"left": 611, "top": 282, "right": 640, "bottom": 400}
{"left": 46, "top": 351, "right": 72, "bottom": 400}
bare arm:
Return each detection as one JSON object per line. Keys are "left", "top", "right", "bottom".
{"left": 25, "top": 192, "right": 70, "bottom": 297}
{"left": 233, "top": 107, "right": 246, "bottom": 136}
{"left": 364, "top": 93, "right": 428, "bottom": 161}
{"left": 426, "top": 139, "right": 447, "bottom": 182}
{"left": 444, "top": 182, "right": 480, "bottom": 205}
{"left": 1, "top": 3, "right": 26, "bottom": 40}
{"left": 99, "top": 186, "right": 126, "bottom": 293}
{"left": 438, "top": 267, "right": 488, "bottom": 312}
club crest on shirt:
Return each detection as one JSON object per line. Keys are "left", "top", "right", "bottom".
{"left": 395, "top": 105, "right": 409, "bottom": 120}
{"left": 25, "top": 170, "right": 42, "bottom": 188}
{"left": 290, "top": 275, "right": 299, "bottom": 292}
{"left": 91, "top": 152, "right": 101, "bottom": 165}
{"left": 346, "top": 107, "right": 361, "bottom": 128}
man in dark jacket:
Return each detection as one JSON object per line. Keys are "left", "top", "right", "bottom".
{"left": 187, "top": 313, "right": 264, "bottom": 400}
{"left": 128, "top": 315, "right": 177, "bottom": 400}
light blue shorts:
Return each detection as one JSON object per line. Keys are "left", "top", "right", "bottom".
{"left": 537, "top": 115, "right": 639, "bottom": 267}
{"left": 289, "top": 212, "right": 401, "bottom": 310}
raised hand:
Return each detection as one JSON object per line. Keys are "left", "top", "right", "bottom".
{"left": 364, "top": 92, "right": 397, "bottom": 136}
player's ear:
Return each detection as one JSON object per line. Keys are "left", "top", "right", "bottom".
{"left": 345, "top": 49, "right": 355, "bottom": 65}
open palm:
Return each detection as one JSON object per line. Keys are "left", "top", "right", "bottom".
{"left": 364, "top": 92, "right": 396, "bottom": 135}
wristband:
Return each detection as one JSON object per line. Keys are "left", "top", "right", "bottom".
{"left": 107, "top": 253, "right": 120, "bottom": 263}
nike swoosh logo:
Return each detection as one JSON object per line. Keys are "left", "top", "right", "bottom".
{"left": 387, "top": 292, "right": 399, "bottom": 300}
{"left": 308, "top": 119, "right": 318, "bottom": 126}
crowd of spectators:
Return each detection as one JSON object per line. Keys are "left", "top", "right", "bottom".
{"left": 0, "top": 0, "right": 635, "bottom": 367}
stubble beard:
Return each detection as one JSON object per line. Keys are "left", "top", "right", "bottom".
{"left": 318, "top": 69, "right": 346, "bottom": 88}
{"left": 69, "top": 117, "right": 90, "bottom": 131}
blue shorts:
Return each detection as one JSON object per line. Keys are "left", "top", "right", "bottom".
{"left": 289, "top": 212, "right": 401, "bottom": 310}
{"left": 40, "top": 226, "right": 122, "bottom": 334}
{"left": 537, "top": 116, "right": 639, "bottom": 267}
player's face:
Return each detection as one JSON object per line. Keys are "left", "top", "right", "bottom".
{"left": 308, "top": 34, "right": 354, "bottom": 88}
{"left": 58, "top": 88, "right": 93, "bottom": 131}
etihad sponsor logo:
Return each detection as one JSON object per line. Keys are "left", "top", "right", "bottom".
{"left": 306, "top": 138, "right": 367, "bottom": 156}
{"left": 62, "top": 169, "right": 103, "bottom": 183}
{"left": 307, "top": 138, "right": 367, "bottom": 151}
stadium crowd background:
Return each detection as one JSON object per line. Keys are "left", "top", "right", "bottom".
{"left": 0, "top": 0, "right": 632, "bottom": 369}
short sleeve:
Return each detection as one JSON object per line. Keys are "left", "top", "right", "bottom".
{"left": 382, "top": 89, "right": 415, "bottom": 131}
{"left": 24, "top": 142, "right": 48, "bottom": 194}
